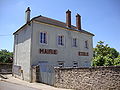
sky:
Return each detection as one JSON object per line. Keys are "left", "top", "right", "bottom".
{"left": 0, "top": 0, "right": 120, "bottom": 52}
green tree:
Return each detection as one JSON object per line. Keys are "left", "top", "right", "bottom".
{"left": 92, "top": 41, "right": 119, "bottom": 66}
{"left": 0, "top": 49, "right": 13, "bottom": 63}
{"left": 114, "top": 55, "right": 120, "bottom": 66}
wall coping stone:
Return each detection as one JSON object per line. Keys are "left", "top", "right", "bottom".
{"left": 54, "top": 66, "right": 120, "bottom": 70}
{"left": 0, "top": 63, "right": 12, "bottom": 65}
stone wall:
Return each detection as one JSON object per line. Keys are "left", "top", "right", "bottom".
{"left": 54, "top": 66, "right": 120, "bottom": 90}
{"left": 0, "top": 63, "right": 12, "bottom": 74}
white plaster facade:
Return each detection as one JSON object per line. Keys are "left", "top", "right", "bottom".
{"left": 31, "top": 20, "right": 93, "bottom": 67}
{"left": 13, "top": 9, "right": 94, "bottom": 82}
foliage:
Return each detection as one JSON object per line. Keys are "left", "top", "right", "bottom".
{"left": 0, "top": 49, "right": 13, "bottom": 63}
{"left": 92, "top": 41, "right": 120, "bottom": 66}
{"left": 114, "top": 55, "right": 120, "bottom": 66}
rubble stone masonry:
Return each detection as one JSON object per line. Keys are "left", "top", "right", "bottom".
{"left": 0, "top": 63, "right": 12, "bottom": 74}
{"left": 54, "top": 66, "right": 120, "bottom": 90}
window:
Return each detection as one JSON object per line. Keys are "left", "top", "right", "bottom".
{"left": 84, "top": 61, "right": 90, "bottom": 67}
{"left": 85, "top": 40, "right": 88, "bottom": 48}
{"left": 58, "top": 35, "right": 64, "bottom": 46}
{"left": 72, "top": 38, "right": 77, "bottom": 47}
{"left": 40, "top": 32, "right": 47, "bottom": 44}
{"left": 58, "top": 61, "right": 64, "bottom": 67}
{"left": 73, "top": 61, "right": 78, "bottom": 67}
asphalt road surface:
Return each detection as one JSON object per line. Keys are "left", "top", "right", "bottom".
{"left": 0, "top": 81, "right": 41, "bottom": 90}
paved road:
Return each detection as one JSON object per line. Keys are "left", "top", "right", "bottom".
{"left": 0, "top": 81, "right": 41, "bottom": 90}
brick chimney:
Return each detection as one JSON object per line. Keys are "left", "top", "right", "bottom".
{"left": 76, "top": 13, "right": 81, "bottom": 30}
{"left": 25, "top": 7, "right": 31, "bottom": 23}
{"left": 66, "top": 10, "right": 71, "bottom": 28}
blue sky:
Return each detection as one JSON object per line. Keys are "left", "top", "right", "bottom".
{"left": 0, "top": 0, "right": 120, "bottom": 52}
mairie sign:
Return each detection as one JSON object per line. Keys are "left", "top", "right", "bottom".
{"left": 39, "top": 48, "right": 58, "bottom": 55}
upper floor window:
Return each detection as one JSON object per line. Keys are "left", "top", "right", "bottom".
{"left": 58, "top": 35, "right": 64, "bottom": 46}
{"left": 72, "top": 38, "right": 77, "bottom": 47}
{"left": 40, "top": 32, "right": 47, "bottom": 44}
{"left": 85, "top": 40, "right": 88, "bottom": 49}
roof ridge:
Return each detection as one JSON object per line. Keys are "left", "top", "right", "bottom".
{"left": 40, "top": 16, "right": 66, "bottom": 24}
{"left": 33, "top": 15, "right": 76, "bottom": 28}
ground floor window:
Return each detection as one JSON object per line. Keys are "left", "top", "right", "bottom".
{"left": 58, "top": 61, "right": 64, "bottom": 67}
{"left": 84, "top": 61, "right": 90, "bottom": 67}
{"left": 73, "top": 61, "right": 78, "bottom": 67}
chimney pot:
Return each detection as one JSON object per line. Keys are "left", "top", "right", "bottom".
{"left": 66, "top": 9, "right": 71, "bottom": 28}
{"left": 25, "top": 7, "right": 31, "bottom": 23}
{"left": 76, "top": 13, "right": 81, "bottom": 30}
{"left": 26, "top": 7, "right": 31, "bottom": 12}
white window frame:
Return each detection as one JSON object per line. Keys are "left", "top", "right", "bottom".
{"left": 39, "top": 31, "right": 48, "bottom": 45}
{"left": 58, "top": 61, "right": 64, "bottom": 67}
{"left": 73, "top": 61, "right": 78, "bottom": 67}
{"left": 84, "top": 61, "right": 90, "bottom": 67}
{"left": 85, "top": 40, "right": 88, "bottom": 49}
{"left": 57, "top": 35, "right": 65, "bottom": 46}
{"left": 72, "top": 38, "right": 77, "bottom": 47}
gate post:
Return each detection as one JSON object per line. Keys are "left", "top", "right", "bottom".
{"left": 31, "top": 65, "right": 40, "bottom": 82}
{"left": 36, "top": 65, "right": 40, "bottom": 82}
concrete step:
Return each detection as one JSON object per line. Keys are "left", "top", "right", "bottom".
{"left": 0, "top": 74, "right": 8, "bottom": 79}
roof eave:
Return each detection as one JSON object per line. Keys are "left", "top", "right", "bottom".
{"left": 13, "top": 15, "right": 42, "bottom": 35}
{"left": 80, "top": 30, "right": 95, "bottom": 36}
{"left": 13, "top": 15, "right": 94, "bottom": 36}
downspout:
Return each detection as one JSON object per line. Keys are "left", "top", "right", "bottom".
{"left": 16, "top": 34, "right": 18, "bottom": 65}
{"left": 12, "top": 34, "right": 18, "bottom": 76}
{"left": 30, "top": 21, "right": 34, "bottom": 82}
{"left": 12, "top": 35, "right": 15, "bottom": 76}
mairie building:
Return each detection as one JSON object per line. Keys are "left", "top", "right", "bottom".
{"left": 13, "top": 7, "right": 94, "bottom": 84}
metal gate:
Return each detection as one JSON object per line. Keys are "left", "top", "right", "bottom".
{"left": 38, "top": 61, "right": 55, "bottom": 85}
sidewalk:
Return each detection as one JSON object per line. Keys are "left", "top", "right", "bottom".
{"left": 0, "top": 74, "right": 72, "bottom": 90}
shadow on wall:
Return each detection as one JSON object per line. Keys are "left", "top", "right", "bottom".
{"left": 14, "top": 25, "right": 31, "bottom": 45}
